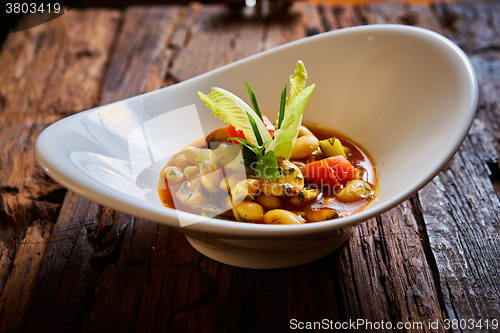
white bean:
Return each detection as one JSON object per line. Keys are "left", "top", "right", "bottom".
{"left": 263, "top": 209, "right": 304, "bottom": 225}
{"left": 183, "top": 165, "right": 199, "bottom": 180}
{"left": 336, "top": 180, "right": 373, "bottom": 203}
{"left": 305, "top": 208, "right": 337, "bottom": 222}
{"left": 162, "top": 166, "right": 184, "bottom": 184}
{"left": 256, "top": 195, "right": 281, "bottom": 209}
{"left": 291, "top": 135, "right": 319, "bottom": 159}
{"left": 298, "top": 125, "right": 314, "bottom": 137}
{"left": 235, "top": 201, "right": 264, "bottom": 222}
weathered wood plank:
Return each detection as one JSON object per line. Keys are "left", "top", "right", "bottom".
{"left": 415, "top": 1, "right": 500, "bottom": 326}
{"left": 430, "top": 1, "right": 500, "bottom": 153}
{"left": 333, "top": 203, "right": 447, "bottom": 327}
{"left": 100, "top": 6, "right": 185, "bottom": 103}
{"left": 418, "top": 121, "right": 500, "bottom": 323}
{"left": 362, "top": 2, "right": 407, "bottom": 24}
{"left": 170, "top": 4, "right": 266, "bottom": 82}
{"left": 432, "top": 0, "right": 500, "bottom": 53}
{"left": 470, "top": 51, "right": 500, "bottom": 151}
{"left": 262, "top": 3, "right": 307, "bottom": 49}
{"left": 0, "top": 9, "right": 121, "bottom": 332}
{"left": 17, "top": 6, "right": 187, "bottom": 333}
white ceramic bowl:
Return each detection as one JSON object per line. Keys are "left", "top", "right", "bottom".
{"left": 35, "top": 25, "right": 477, "bottom": 269}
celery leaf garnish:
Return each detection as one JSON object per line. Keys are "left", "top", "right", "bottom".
{"left": 198, "top": 87, "right": 272, "bottom": 147}
{"left": 268, "top": 60, "right": 315, "bottom": 159}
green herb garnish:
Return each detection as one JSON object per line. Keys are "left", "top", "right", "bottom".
{"left": 246, "top": 111, "right": 263, "bottom": 146}
{"left": 245, "top": 81, "right": 263, "bottom": 121}
{"left": 227, "top": 137, "right": 280, "bottom": 179}
{"left": 278, "top": 84, "right": 286, "bottom": 129}
{"left": 254, "top": 150, "right": 281, "bottom": 179}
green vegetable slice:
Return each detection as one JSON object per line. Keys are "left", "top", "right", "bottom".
{"left": 268, "top": 84, "right": 315, "bottom": 159}
{"left": 268, "top": 60, "right": 315, "bottom": 159}
{"left": 319, "top": 137, "right": 347, "bottom": 158}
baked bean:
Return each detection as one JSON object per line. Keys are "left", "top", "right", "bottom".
{"left": 196, "top": 150, "right": 218, "bottom": 172}
{"left": 232, "top": 178, "right": 261, "bottom": 201}
{"left": 288, "top": 197, "right": 303, "bottom": 206}
{"left": 298, "top": 125, "right": 314, "bottom": 137}
{"left": 235, "top": 201, "right": 264, "bottom": 222}
{"left": 305, "top": 208, "right": 337, "bottom": 222}
{"left": 263, "top": 209, "right": 304, "bottom": 225}
{"left": 292, "top": 161, "right": 307, "bottom": 174}
{"left": 176, "top": 178, "right": 204, "bottom": 208}
{"left": 183, "top": 165, "right": 199, "bottom": 180}
{"left": 207, "top": 127, "right": 228, "bottom": 142}
{"left": 337, "top": 180, "right": 373, "bottom": 203}
{"left": 162, "top": 166, "right": 184, "bottom": 184}
{"left": 183, "top": 146, "right": 202, "bottom": 162}
{"left": 256, "top": 194, "right": 281, "bottom": 209}
{"left": 289, "top": 188, "right": 320, "bottom": 205}
{"left": 291, "top": 135, "right": 319, "bottom": 159}
{"left": 169, "top": 154, "right": 190, "bottom": 168}
{"left": 200, "top": 170, "right": 222, "bottom": 193}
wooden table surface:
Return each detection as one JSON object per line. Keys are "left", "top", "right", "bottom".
{"left": 0, "top": 1, "right": 498, "bottom": 332}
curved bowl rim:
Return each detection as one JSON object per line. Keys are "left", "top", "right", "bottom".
{"left": 35, "top": 24, "right": 478, "bottom": 238}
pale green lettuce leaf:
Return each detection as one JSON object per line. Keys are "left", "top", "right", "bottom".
{"left": 268, "top": 84, "right": 315, "bottom": 159}
{"left": 269, "top": 60, "right": 314, "bottom": 159}
{"left": 287, "top": 60, "right": 307, "bottom": 106}
{"left": 198, "top": 87, "right": 272, "bottom": 146}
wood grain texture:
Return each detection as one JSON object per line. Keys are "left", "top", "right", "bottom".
{"left": 0, "top": 9, "right": 121, "bottom": 332}
{"left": 415, "top": 2, "right": 500, "bottom": 327}
{"left": 433, "top": 0, "right": 500, "bottom": 53}
{"left": 18, "top": 6, "right": 187, "bottom": 333}
{"left": 433, "top": 1, "right": 500, "bottom": 153}
{"left": 0, "top": 1, "right": 498, "bottom": 332}
{"left": 100, "top": 6, "right": 186, "bottom": 103}
{"left": 471, "top": 51, "right": 500, "bottom": 156}
{"left": 418, "top": 121, "right": 500, "bottom": 323}
{"left": 170, "top": 3, "right": 266, "bottom": 82}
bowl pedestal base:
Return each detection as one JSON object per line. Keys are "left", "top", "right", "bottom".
{"left": 185, "top": 227, "right": 352, "bottom": 269}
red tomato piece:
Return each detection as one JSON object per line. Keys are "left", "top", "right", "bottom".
{"left": 262, "top": 115, "right": 276, "bottom": 137}
{"left": 226, "top": 125, "right": 245, "bottom": 144}
{"left": 225, "top": 114, "right": 276, "bottom": 144}
{"left": 323, "top": 155, "right": 356, "bottom": 184}
{"left": 304, "top": 156, "right": 356, "bottom": 186}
